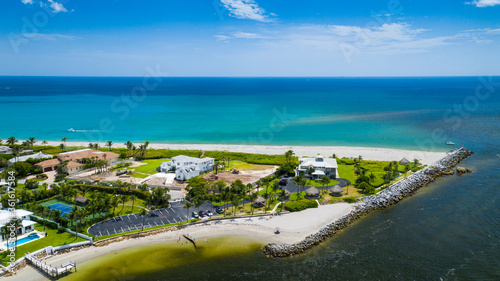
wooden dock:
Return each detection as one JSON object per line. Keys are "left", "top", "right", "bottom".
{"left": 25, "top": 253, "right": 76, "bottom": 279}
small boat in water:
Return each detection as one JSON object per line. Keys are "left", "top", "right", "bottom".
{"left": 445, "top": 141, "right": 455, "bottom": 145}
{"left": 67, "top": 128, "right": 76, "bottom": 132}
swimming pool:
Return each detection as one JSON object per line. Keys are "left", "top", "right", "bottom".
{"left": 7, "top": 233, "right": 41, "bottom": 248}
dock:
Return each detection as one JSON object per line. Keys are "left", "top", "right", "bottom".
{"left": 25, "top": 252, "right": 76, "bottom": 279}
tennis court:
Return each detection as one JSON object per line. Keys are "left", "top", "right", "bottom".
{"left": 48, "top": 203, "right": 74, "bottom": 216}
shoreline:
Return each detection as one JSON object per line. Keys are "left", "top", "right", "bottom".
{"left": 41, "top": 141, "right": 445, "bottom": 166}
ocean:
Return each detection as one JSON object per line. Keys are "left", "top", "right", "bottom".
{"left": 1, "top": 77, "right": 498, "bottom": 151}
{"left": 1, "top": 77, "right": 499, "bottom": 280}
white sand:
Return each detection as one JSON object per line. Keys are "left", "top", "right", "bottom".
{"left": 42, "top": 141, "right": 445, "bottom": 166}
{"left": 6, "top": 203, "right": 353, "bottom": 281}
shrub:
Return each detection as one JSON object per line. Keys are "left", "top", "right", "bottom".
{"left": 57, "top": 226, "right": 66, "bottom": 233}
{"left": 55, "top": 173, "right": 67, "bottom": 182}
{"left": 36, "top": 174, "right": 48, "bottom": 180}
{"left": 25, "top": 179, "right": 39, "bottom": 190}
{"left": 342, "top": 197, "right": 357, "bottom": 203}
{"left": 284, "top": 200, "right": 318, "bottom": 212}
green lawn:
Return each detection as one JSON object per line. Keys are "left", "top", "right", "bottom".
{"left": 131, "top": 159, "right": 167, "bottom": 174}
{"left": 130, "top": 173, "right": 149, "bottom": 179}
{"left": 0, "top": 224, "right": 87, "bottom": 264}
{"left": 305, "top": 179, "right": 340, "bottom": 187}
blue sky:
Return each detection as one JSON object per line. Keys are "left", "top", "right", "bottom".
{"left": 1, "top": 0, "right": 500, "bottom": 76}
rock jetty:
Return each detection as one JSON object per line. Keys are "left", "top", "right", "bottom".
{"left": 263, "top": 148, "right": 474, "bottom": 258}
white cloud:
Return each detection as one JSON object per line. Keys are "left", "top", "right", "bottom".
{"left": 327, "top": 23, "right": 428, "bottom": 43}
{"left": 48, "top": 0, "right": 67, "bottom": 13}
{"left": 21, "top": 0, "right": 34, "bottom": 4}
{"left": 21, "top": 33, "right": 78, "bottom": 40}
{"left": 214, "top": 32, "right": 265, "bottom": 41}
{"left": 466, "top": 0, "right": 500, "bottom": 7}
{"left": 220, "top": 0, "right": 273, "bottom": 22}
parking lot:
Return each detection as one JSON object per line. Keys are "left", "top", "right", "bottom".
{"left": 88, "top": 200, "right": 213, "bottom": 237}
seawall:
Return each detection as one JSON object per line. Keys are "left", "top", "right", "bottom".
{"left": 263, "top": 147, "right": 474, "bottom": 258}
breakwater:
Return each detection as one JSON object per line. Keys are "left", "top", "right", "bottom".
{"left": 263, "top": 147, "right": 474, "bottom": 258}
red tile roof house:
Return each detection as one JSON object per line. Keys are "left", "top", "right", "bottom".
{"left": 36, "top": 149, "right": 120, "bottom": 175}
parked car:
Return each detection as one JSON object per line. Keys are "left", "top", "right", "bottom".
{"left": 215, "top": 207, "right": 224, "bottom": 214}
{"left": 199, "top": 211, "right": 207, "bottom": 218}
{"left": 279, "top": 179, "right": 288, "bottom": 186}
{"left": 206, "top": 210, "right": 213, "bottom": 216}
{"left": 192, "top": 211, "right": 199, "bottom": 218}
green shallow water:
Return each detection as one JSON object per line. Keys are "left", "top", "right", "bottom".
{"left": 62, "top": 237, "right": 266, "bottom": 281}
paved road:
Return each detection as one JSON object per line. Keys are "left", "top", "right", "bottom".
{"left": 88, "top": 200, "right": 213, "bottom": 237}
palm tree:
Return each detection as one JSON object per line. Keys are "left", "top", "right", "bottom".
{"left": 106, "top": 141, "right": 113, "bottom": 151}
{"left": 7, "top": 136, "right": 17, "bottom": 146}
{"left": 130, "top": 195, "right": 137, "bottom": 211}
{"left": 194, "top": 197, "right": 203, "bottom": 213}
{"left": 42, "top": 140, "right": 48, "bottom": 152}
{"left": 61, "top": 137, "right": 68, "bottom": 149}
{"left": 88, "top": 143, "right": 94, "bottom": 149}
{"left": 183, "top": 201, "right": 192, "bottom": 221}
{"left": 139, "top": 208, "right": 149, "bottom": 231}
{"left": 111, "top": 196, "right": 119, "bottom": 216}
{"left": 12, "top": 218, "right": 22, "bottom": 249}
{"left": 232, "top": 196, "right": 240, "bottom": 216}
{"left": 292, "top": 175, "right": 306, "bottom": 201}
{"left": 278, "top": 189, "right": 289, "bottom": 213}
{"left": 125, "top": 141, "right": 133, "bottom": 157}
{"left": 59, "top": 143, "right": 65, "bottom": 152}
{"left": 249, "top": 192, "right": 258, "bottom": 215}
{"left": 118, "top": 195, "right": 128, "bottom": 215}
{"left": 0, "top": 138, "right": 2, "bottom": 145}
{"left": 320, "top": 175, "right": 330, "bottom": 196}
{"left": 28, "top": 137, "right": 37, "bottom": 150}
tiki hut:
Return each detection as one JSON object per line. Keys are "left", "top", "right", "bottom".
{"left": 253, "top": 196, "right": 266, "bottom": 207}
{"left": 75, "top": 196, "right": 90, "bottom": 206}
{"left": 330, "top": 185, "right": 343, "bottom": 197}
{"left": 399, "top": 157, "right": 410, "bottom": 164}
{"left": 305, "top": 186, "right": 320, "bottom": 198}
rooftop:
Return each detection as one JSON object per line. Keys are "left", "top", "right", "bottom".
{"left": 8, "top": 152, "right": 53, "bottom": 164}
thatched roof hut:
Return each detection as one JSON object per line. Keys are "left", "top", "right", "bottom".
{"left": 305, "top": 186, "right": 320, "bottom": 198}
{"left": 253, "top": 196, "right": 266, "bottom": 207}
{"left": 399, "top": 157, "right": 410, "bottom": 164}
{"left": 330, "top": 185, "right": 343, "bottom": 196}
{"left": 75, "top": 196, "right": 90, "bottom": 206}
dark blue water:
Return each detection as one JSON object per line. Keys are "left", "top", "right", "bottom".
{"left": 1, "top": 77, "right": 498, "bottom": 151}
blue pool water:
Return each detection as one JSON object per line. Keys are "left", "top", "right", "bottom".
{"left": 48, "top": 203, "right": 74, "bottom": 216}
{"left": 7, "top": 233, "right": 41, "bottom": 248}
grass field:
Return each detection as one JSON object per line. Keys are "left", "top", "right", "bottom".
{"left": 132, "top": 159, "right": 167, "bottom": 174}
{"left": 305, "top": 179, "right": 340, "bottom": 187}
{"left": 0, "top": 224, "right": 86, "bottom": 264}
{"left": 224, "top": 160, "right": 274, "bottom": 171}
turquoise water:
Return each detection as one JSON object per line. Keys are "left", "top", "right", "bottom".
{"left": 7, "top": 233, "right": 40, "bottom": 248}
{"left": 1, "top": 77, "right": 498, "bottom": 150}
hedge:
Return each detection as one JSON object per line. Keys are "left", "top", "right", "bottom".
{"left": 70, "top": 184, "right": 149, "bottom": 200}
{"left": 31, "top": 216, "right": 58, "bottom": 230}
{"left": 284, "top": 200, "right": 318, "bottom": 212}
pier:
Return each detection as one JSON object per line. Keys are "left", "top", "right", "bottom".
{"left": 25, "top": 252, "right": 76, "bottom": 279}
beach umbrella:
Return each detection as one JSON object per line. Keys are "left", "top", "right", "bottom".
{"left": 305, "top": 186, "right": 320, "bottom": 198}
{"left": 330, "top": 185, "right": 343, "bottom": 196}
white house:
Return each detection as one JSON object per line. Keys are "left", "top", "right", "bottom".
{"left": 297, "top": 155, "right": 338, "bottom": 179}
{"left": 8, "top": 152, "right": 53, "bottom": 165}
{"left": 160, "top": 155, "right": 215, "bottom": 181}
{"left": 0, "top": 146, "right": 12, "bottom": 154}
{"left": 0, "top": 209, "right": 36, "bottom": 242}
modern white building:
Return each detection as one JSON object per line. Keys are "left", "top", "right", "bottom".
{"left": 0, "top": 209, "right": 36, "bottom": 242}
{"left": 8, "top": 152, "right": 53, "bottom": 165}
{"left": 297, "top": 155, "right": 338, "bottom": 179}
{"left": 160, "top": 155, "right": 215, "bottom": 181}
{"left": 0, "top": 146, "right": 13, "bottom": 154}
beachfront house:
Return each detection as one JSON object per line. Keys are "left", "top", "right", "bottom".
{"left": 160, "top": 155, "right": 215, "bottom": 181}
{"left": 0, "top": 209, "right": 36, "bottom": 241}
{"left": 8, "top": 152, "right": 53, "bottom": 165}
{"left": 36, "top": 149, "right": 119, "bottom": 175}
{"left": 297, "top": 155, "right": 338, "bottom": 179}
{"left": 0, "top": 146, "right": 12, "bottom": 154}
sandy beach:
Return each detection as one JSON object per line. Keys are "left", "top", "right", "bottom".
{"left": 43, "top": 141, "right": 446, "bottom": 166}
{"left": 6, "top": 203, "right": 354, "bottom": 281}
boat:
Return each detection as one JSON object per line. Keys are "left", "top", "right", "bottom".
{"left": 445, "top": 141, "right": 455, "bottom": 145}
{"left": 67, "top": 128, "right": 76, "bottom": 132}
